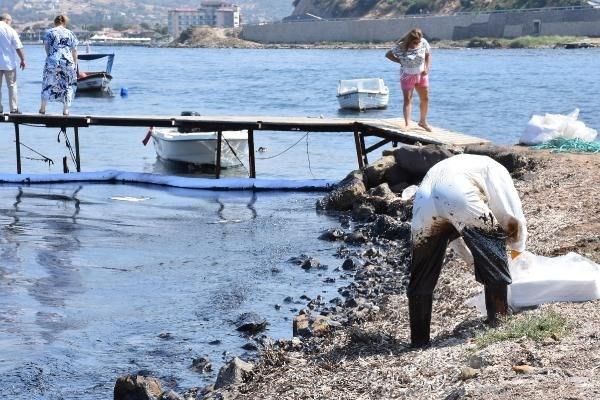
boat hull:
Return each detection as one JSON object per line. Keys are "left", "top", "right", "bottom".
{"left": 151, "top": 129, "right": 248, "bottom": 168}
{"left": 77, "top": 72, "right": 112, "bottom": 92}
{"left": 337, "top": 91, "right": 389, "bottom": 111}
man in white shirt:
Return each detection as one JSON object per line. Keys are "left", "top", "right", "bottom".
{"left": 0, "top": 13, "right": 26, "bottom": 114}
{"left": 408, "top": 154, "right": 528, "bottom": 347}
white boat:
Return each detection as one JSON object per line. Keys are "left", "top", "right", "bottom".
{"left": 151, "top": 128, "right": 248, "bottom": 168}
{"left": 77, "top": 53, "right": 114, "bottom": 93}
{"left": 337, "top": 78, "right": 389, "bottom": 111}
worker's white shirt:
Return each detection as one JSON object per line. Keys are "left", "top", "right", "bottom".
{"left": 412, "top": 154, "right": 527, "bottom": 252}
{"left": 0, "top": 21, "right": 23, "bottom": 70}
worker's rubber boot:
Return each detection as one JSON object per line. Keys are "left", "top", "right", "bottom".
{"left": 408, "top": 294, "right": 433, "bottom": 348}
{"left": 484, "top": 284, "right": 509, "bottom": 326}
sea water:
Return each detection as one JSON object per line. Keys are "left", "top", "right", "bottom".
{"left": 0, "top": 184, "right": 346, "bottom": 397}
{"left": 2, "top": 46, "right": 599, "bottom": 178}
{"left": 0, "top": 46, "right": 598, "bottom": 398}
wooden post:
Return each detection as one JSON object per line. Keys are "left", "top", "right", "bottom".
{"left": 14, "top": 122, "right": 21, "bottom": 174}
{"left": 215, "top": 130, "right": 222, "bottom": 179}
{"left": 60, "top": 127, "right": 68, "bottom": 173}
{"left": 248, "top": 129, "right": 255, "bottom": 178}
{"left": 353, "top": 127, "right": 365, "bottom": 170}
{"left": 359, "top": 133, "right": 369, "bottom": 166}
{"left": 74, "top": 127, "right": 81, "bottom": 172}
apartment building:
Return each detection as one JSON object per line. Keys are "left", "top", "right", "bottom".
{"left": 168, "top": 2, "right": 241, "bottom": 37}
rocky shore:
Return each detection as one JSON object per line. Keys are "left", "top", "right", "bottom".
{"left": 114, "top": 144, "right": 599, "bottom": 399}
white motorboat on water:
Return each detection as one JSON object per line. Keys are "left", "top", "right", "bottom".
{"left": 337, "top": 78, "right": 389, "bottom": 111}
{"left": 149, "top": 128, "right": 248, "bottom": 168}
{"left": 76, "top": 53, "right": 114, "bottom": 93}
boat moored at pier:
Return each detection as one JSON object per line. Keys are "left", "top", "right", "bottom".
{"left": 150, "top": 128, "right": 249, "bottom": 168}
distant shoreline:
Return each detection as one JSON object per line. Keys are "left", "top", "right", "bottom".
{"left": 23, "top": 35, "right": 599, "bottom": 50}
{"left": 167, "top": 34, "right": 600, "bottom": 50}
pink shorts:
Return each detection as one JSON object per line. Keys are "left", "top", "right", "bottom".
{"left": 401, "top": 73, "right": 429, "bottom": 91}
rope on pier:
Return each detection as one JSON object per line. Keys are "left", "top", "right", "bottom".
{"left": 255, "top": 131, "right": 316, "bottom": 178}
{"left": 57, "top": 128, "right": 78, "bottom": 170}
{"left": 222, "top": 136, "right": 249, "bottom": 176}
{"left": 305, "top": 131, "right": 314, "bottom": 178}
{"left": 256, "top": 132, "right": 315, "bottom": 178}
{"left": 13, "top": 140, "right": 54, "bottom": 168}
{"left": 255, "top": 132, "right": 309, "bottom": 160}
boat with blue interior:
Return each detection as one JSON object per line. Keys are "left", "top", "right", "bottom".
{"left": 77, "top": 53, "right": 115, "bottom": 93}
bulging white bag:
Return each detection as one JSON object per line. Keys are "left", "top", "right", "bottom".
{"left": 467, "top": 251, "right": 600, "bottom": 314}
{"left": 520, "top": 108, "right": 598, "bottom": 145}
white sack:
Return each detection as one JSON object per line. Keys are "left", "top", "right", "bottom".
{"left": 520, "top": 108, "right": 598, "bottom": 145}
{"left": 467, "top": 251, "right": 600, "bottom": 314}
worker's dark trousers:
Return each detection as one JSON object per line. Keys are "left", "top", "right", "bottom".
{"left": 408, "top": 226, "right": 511, "bottom": 347}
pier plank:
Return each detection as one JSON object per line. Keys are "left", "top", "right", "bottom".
{"left": 357, "top": 118, "right": 490, "bottom": 146}
{"left": 2, "top": 113, "right": 488, "bottom": 145}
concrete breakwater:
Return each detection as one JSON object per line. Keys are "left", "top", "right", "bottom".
{"left": 241, "top": 7, "right": 600, "bottom": 43}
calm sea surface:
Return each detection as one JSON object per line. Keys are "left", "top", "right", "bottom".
{"left": 2, "top": 45, "right": 599, "bottom": 178}
{"left": 0, "top": 45, "right": 598, "bottom": 398}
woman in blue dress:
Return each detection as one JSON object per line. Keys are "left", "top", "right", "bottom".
{"left": 39, "top": 15, "right": 78, "bottom": 115}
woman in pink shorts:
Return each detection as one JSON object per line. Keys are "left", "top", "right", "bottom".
{"left": 385, "top": 28, "right": 432, "bottom": 131}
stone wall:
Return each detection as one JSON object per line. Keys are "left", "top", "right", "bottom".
{"left": 241, "top": 7, "right": 600, "bottom": 43}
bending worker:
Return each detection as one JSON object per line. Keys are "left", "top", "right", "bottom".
{"left": 408, "top": 154, "right": 527, "bottom": 348}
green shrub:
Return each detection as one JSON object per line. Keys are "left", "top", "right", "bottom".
{"left": 509, "top": 39, "right": 527, "bottom": 48}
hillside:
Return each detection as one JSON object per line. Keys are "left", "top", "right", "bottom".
{"left": 7, "top": 0, "right": 293, "bottom": 28}
{"left": 291, "top": 0, "right": 588, "bottom": 18}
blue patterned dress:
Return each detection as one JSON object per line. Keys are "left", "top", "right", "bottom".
{"left": 41, "top": 26, "right": 78, "bottom": 105}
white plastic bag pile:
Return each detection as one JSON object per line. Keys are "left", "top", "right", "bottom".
{"left": 468, "top": 251, "right": 600, "bottom": 314}
{"left": 520, "top": 108, "right": 598, "bottom": 145}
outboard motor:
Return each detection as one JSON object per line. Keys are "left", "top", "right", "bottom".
{"left": 178, "top": 111, "right": 201, "bottom": 133}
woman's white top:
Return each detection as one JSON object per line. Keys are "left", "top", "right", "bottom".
{"left": 391, "top": 38, "right": 430, "bottom": 75}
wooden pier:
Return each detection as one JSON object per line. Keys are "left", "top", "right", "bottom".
{"left": 1, "top": 113, "right": 489, "bottom": 178}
